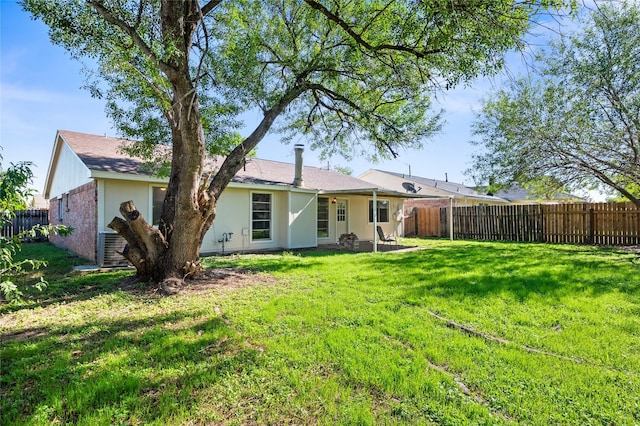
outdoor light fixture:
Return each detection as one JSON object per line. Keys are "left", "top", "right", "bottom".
{"left": 331, "top": 197, "right": 337, "bottom": 204}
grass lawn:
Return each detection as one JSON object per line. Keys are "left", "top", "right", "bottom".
{"left": 1, "top": 239, "right": 639, "bottom": 425}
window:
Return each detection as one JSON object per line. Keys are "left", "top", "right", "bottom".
{"left": 57, "top": 196, "right": 64, "bottom": 220}
{"left": 252, "top": 193, "right": 272, "bottom": 240}
{"left": 317, "top": 197, "right": 329, "bottom": 238}
{"left": 369, "top": 199, "right": 389, "bottom": 223}
{"left": 152, "top": 187, "right": 167, "bottom": 226}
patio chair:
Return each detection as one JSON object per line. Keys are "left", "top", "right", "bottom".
{"left": 376, "top": 226, "right": 397, "bottom": 248}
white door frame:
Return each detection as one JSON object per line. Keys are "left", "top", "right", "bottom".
{"left": 335, "top": 198, "right": 349, "bottom": 240}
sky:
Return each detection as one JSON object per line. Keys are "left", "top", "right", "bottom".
{"left": 0, "top": 0, "right": 585, "bottom": 196}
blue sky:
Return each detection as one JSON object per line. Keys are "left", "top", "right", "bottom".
{"left": 1, "top": 1, "right": 579, "bottom": 195}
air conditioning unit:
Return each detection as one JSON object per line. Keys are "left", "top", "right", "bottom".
{"left": 98, "top": 232, "right": 130, "bottom": 267}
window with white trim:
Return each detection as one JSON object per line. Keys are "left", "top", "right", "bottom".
{"left": 152, "top": 187, "right": 167, "bottom": 226}
{"left": 317, "top": 197, "right": 329, "bottom": 238}
{"left": 251, "top": 192, "right": 272, "bottom": 240}
{"left": 368, "top": 199, "right": 389, "bottom": 223}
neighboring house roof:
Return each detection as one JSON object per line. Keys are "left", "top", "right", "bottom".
{"left": 489, "top": 186, "right": 537, "bottom": 202}
{"left": 475, "top": 186, "right": 585, "bottom": 203}
{"left": 48, "top": 130, "right": 439, "bottom": 199}
{"left": 30, "top": 193, "right": 49, "bottom": 209}
{"left": 360, "top": 169, "right": 508, "bottom": 203}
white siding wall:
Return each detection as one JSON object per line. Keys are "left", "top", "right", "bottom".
{"left": 101, "top": 180, "right": 151, "bottom": 232}
{"left": 202, "top": 187, "right": 251, "bottom": 254}
{"left": 99, "top": 181, "right": 322, "bottom": 255}
{"left": 347, "top": 196, "right": 372, "bottom": 241}
{"left": 288, "top": 192, "right": 317, "bottom": 249}
{"left": 48, "top": 142, "right": 92, "bottom": 198}
{"left": 342, "top": 195, "right": 404, "bottom": 241}
{"left": 203, "top": 188, "right": 313, "bottom": 254}
{"left": 274, "top": 191, "right": 288, "bottom": 250}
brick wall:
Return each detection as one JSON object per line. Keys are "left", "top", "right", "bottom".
{"left": 49, "top": 181, "right": 97, "bottom": 262}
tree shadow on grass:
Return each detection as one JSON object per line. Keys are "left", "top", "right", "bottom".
{"left": 204, "top": 241, "right": 639, "bottom": 302}
{"left": 0, "top": 271, "right": 143, "bottom": 315}
{"left": 350, "top": 243, "right": 640, "bottom": 303}
{"left": 1, "top": 308, "right": 264, "bottom": 425}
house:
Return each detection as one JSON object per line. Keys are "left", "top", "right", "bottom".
{"left": 44, "top": 130, "right": 433, "bottom": 266}
{"left": 473, "top": 186, "right": 586, "bottom": 205}
{"left": 29, "top": 193, "right": 49, "bottom": 209}
{"left": 358, "top": 169, "right": 509, "bottom": 209}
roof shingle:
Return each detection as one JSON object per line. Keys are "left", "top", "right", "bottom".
{"left": 58, "top": 130, "right": 378, "bottom": 192}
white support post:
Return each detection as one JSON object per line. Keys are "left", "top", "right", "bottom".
{"left": 373, "top": 190, "right": 378, "bottom": 252}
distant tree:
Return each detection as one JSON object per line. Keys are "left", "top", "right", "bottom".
{"left": 469, "top": 3, "right": 640, "bottom": 206}
{"left": 332, "top": 166, "right": 353, "bottom": 176}
{"left": 23, "top": 0, "right": 573, "bottom": 288}
{"left": 0, "top": 156, "right": 71, "bottom": 301}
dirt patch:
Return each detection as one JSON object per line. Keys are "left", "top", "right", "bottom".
{"left": 118, "top": 267, "right": 279, "bottom": 297}
{"left": 1, "top": 328, "right": 49, "bottom": 343}
{"left": 185, "top": 268, "right": 278, "bottom": 294}
{"left": 617, "top": 245, "right": 640, "bottom": 253}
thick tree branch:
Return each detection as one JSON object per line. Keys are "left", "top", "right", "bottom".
{"left": 206, "top": 81, "right": 310, "bottom": 199}
{"left": 308, "top": 83, "right": 359, "bottom": 109}
{"left": 200, "top": 0, "right": 223, "bottom": 17}
{"left": 303, "top": 0, "right": 443, "bottom": 58}
{"left": 87, "top": 0, "right": 170, "bottom": 73}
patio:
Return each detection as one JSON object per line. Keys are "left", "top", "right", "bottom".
{"left": 318, "top": 239, "right": 422, "bottom": 253}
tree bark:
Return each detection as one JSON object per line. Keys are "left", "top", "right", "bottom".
{"left": 107, "top": 201, "right": 168, "bottom": 282}
{"left": 105, "top": 0, "right": 215, "bottom": 286}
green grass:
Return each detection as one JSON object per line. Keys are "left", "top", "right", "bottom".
{"left": 1, "top": 240, "right": 639, "bottom": 425}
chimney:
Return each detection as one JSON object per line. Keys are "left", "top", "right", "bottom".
{"left": 293, "top": 144, "right": 304, "bottom": 187}
{"left": 445, "top": 173, "right": 448, "bottom": 182}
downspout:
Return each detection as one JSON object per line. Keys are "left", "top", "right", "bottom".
{"left": 373, "top": 190, "right": 378, "bottom": 252}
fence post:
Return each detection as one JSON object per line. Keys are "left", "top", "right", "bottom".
{"left": 588, "top": 207, "right": 595, "bottom": 245}
{"left": 449, "top": 197, "right": 454, "bottom": 241}
{"left": 440, "top": 207, "right": 447, "bottom": 238}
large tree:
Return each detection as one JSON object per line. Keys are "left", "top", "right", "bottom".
{"left": 24, "top": 0, "right": 571, "bottom": 286}
{"left": 469, "top": 2, "right": 640, "bottom": 206}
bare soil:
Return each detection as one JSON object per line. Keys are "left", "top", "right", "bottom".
{"left": 119, "top": 267, "right": 278, "bottom": 297}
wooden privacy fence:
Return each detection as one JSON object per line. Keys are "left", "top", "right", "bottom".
{"left": 1, "top": 209, "right": 49, "bottom": 241}
{"left": 404, "top": 206, "right": 441, "bottom": 237}
{"left": 405, "top": 202, "right": 640, "bottom": 245}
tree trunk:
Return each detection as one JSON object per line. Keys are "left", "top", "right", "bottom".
{"left": 107, "top": 201, "right": 168, "bottom": 282}
{"left": 104, "top": 0, "right": 215, "bottom": 288}
{"left": 105, "top": 0, "right": 306, "bottom": 290}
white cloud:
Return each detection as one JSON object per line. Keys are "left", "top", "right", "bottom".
{"left": 0, "top": 83, "right": 61, "bottom": 103}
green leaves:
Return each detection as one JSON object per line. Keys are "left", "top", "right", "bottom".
{"left": 20, "top": 0, "right": 576, "bottom": 277}
{"left": 22, "top": 0, "right": 573, "bottom": 164}
{"left": 469, "top": 2, "right": 640, "bottom": 205}
{"left": 0, "top": 158, "right": 72, "bottom": 301}
{"left": 0, "top": 159, "right": 34, "bottom": 218}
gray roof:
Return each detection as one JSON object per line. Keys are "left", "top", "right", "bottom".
{"left": 59, "top": 130, "right": 145, "bottom": 175}
{"left": 371, "top": 169, "right": 505, "bottom": 202}
{"left": 235, "top": 158, "right": 379, "bottom": 191}
{"left": 58, "top": 130, "right": 414, "bottom": 195}
{"left": 490, "top": 187, "right": 534, "bottom": 202}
